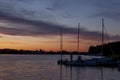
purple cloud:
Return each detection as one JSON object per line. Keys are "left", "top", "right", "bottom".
{"left": 0, "top": 0, "right": 119, "bottom": 42}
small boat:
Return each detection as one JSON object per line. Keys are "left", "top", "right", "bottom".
{"left": 57, "top": 59, "right": 68, "bottom": 65}
{"left": 65, "top": 56, "right": 97, "bottom": 66}
{"left": 90, "top": 57, "right": 118, "bottom": 67}
{"left": 64, "top": 56, "right": 118, "bottom": 67}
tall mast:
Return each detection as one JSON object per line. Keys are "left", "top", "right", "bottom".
{"left": 102, "top": 18, "right": 104, "bottom": 55}
{"left": 101, "top": 18, "right": 104, "bottom": 80}
{"left": 77, "top": 23, "right": 80, "bottom": 53}
{"left": 60, "top": 28, "right": 63, "bottom": 60}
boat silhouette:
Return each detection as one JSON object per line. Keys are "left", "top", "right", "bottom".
{"left": 58, "top": 19, "right": 118, "bottom": 67}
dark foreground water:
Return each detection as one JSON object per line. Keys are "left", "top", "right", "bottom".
{"left": 0, "top": 54, "right": 119, "bottom": 80}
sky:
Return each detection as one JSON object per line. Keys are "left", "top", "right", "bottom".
{"left": 0, "top": 0, "right": 120, "bottom": 52}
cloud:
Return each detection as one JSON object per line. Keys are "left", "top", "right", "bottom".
{"left": 0, "top": 12, "right": 76, "bottom": 36}
{"left": 0, "top": 23, "right": 119, "bottom": 42}
{"left": 1, "top": 0, "right": 120, "bottom": 21}
{"left": 90, "top": 11, "right": 120, "bottom": 21}
{"left": 0, "top": 41, "right": 20, "bottom": 44}
{"left": 0, "top": 26, "right": 39, "bottom": 36}
{"left": 89, "top": 0, "right": 120, "bottom": 20}
{"left": 0, "top": 35, "right": 3, "bottom": 38}
{"left": 80, "top": 30, "right": 120, "bottom": 41}
{"left": 110, "top": 35, "right": 120, "bottom": 41}
{"left": 0, "top": 0, "right": 119, "bottom": 42}
{"left": 0, "top": 9, "right": 120, "bottom": 41}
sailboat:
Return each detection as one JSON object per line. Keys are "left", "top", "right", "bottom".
{"left": 57, "top": 23, "right": 81, "bottom": 65}
{"left": 90, "top": 18, "right": 118, "bottom": 67}
{"left": 61, "top": 19, "right": 118, "bottom": 67}
{"left": 61, "top": 23, "right": 97, "bottom": 66}
{"left": 57, "top": 28, "right": 68, "bottom": 65}
{"left": 57, "top": 23, "right": 98, "bottom": 66}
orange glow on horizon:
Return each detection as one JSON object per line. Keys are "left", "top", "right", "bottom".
{"left": 0, "top": 34, "right": 100, "bottom": 52}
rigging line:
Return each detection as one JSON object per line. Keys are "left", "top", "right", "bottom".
{"left": 104, "top": 26, "right": 115, "bottom": 57}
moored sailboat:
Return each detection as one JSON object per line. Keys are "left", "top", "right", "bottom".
{"left": 59, "top": 19, "right": 118, "bottom": 67}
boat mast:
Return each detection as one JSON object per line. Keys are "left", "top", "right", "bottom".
{"left": 102, "top": 18, "right": 104, "bottom": 56}
{"left": 60, "top": 28, "right": 63, "bottom": 60}
{"left": 101, "top": 18, "right": 104, "bottom": 80}
{"left": 77, "top": 23, "right": 80, "bottom": 53}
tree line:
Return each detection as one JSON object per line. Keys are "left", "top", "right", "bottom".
{"left": 88, "top": 41, "right": 120, "bottom": 56}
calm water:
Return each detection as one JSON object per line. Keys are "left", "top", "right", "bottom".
{"left": 0, "top": 54, "right": 119, "bottom": 80}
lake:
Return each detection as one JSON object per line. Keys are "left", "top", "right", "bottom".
{"left": 0, "top": 54, "right": 119, "bottom": 80}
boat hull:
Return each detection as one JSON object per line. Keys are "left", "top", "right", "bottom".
{"left": 58, "top": 58, "right": 118, "bottom": 67}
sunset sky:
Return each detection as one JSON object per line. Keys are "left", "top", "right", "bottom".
{"left": 0, "top": 0, "right": 120, "bottom": 52}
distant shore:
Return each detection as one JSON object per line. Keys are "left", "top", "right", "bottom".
{"left": 0, "top": 48, "right": 88, "bottom": 55}
{"left": 0, "top": 52, "right": 88, "bottom": 55}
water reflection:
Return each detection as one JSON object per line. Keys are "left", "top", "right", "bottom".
{"left": 60, "top": 65, "right": 63, "bottom": 80}
{"left": 61, "top": 66, "right": 120, "bottom": 80}
{"left": 0, "top": 54, "right": 119, "bottom": 80}
{"left": 101, "top": 67, "right": 104, "bottom": 80}
{"left": 70, "top": 67, "right": 73, "bottom": 80}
